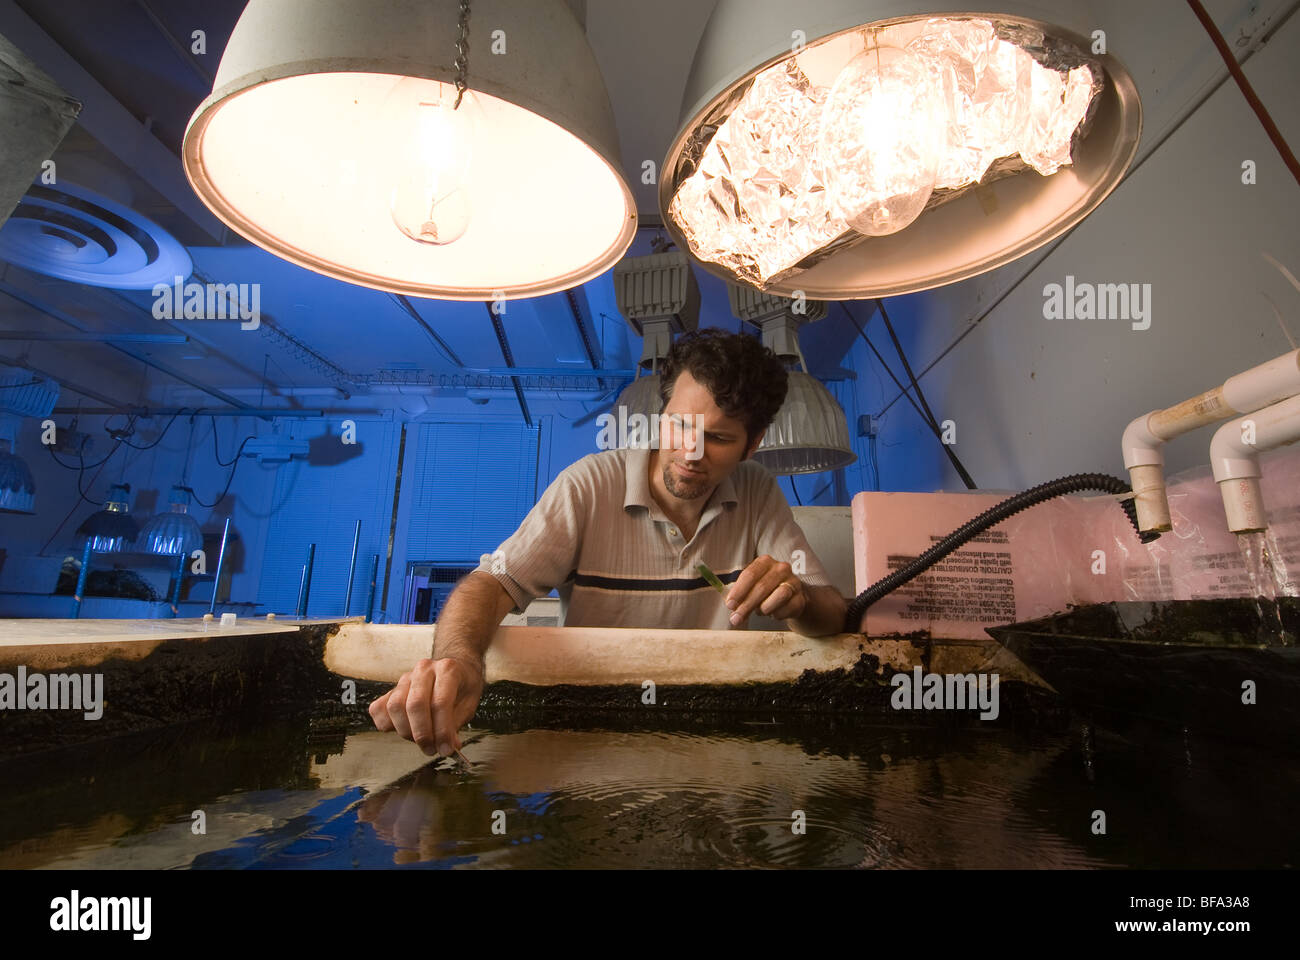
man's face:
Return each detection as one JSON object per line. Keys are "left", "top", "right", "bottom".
{"left": 655, "top": 370, "right": 763, "bottom": 502}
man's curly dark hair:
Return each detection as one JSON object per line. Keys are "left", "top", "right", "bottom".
{"left": 658, "top": 328, "right": 788, "bottom": 451}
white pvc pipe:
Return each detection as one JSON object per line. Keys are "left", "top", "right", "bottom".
{"left": 1222, "top": 350, "right": 1300, "bottom": 414}
{"left": 1210, "top": 393, "right": 1300, "bottom": 532}
{"left": 1123, "top": 349, "right": 1300, "bottom": 532}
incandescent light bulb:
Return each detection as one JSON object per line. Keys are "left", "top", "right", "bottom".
{"left": 384, "top": 77, "right": 476, "bottom": 245}
{"left": 819, "top": 45, "right": 951, "bottom": 237}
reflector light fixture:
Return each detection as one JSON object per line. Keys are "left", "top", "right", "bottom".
{"left": 661, "top": 0, "right": 1141, "bottom": 298}
{"left": 183, "top": 0, "right": 636, "bottom": 300}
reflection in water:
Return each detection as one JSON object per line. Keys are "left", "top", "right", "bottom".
{"left": 3, "top": 711, "right": 1297, "bottom": 869}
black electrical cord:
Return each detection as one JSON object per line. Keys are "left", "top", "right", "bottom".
{"left": 787, "top": 475, "right": 803, "bottom": 506}
{"left": 191, "top": 418, "right": 255, "bottom": 508}
{"left": 116, "top": 409, "right": 189, "bottom": 450}
{"left": 210, "top": 414, "right": 247, "bottom": 467}
{"left": 43, "top": 437, "right": 124, "bottom": 511}
{"left": 37, "top": 442, "right": 124, "bottom": 555}
{"left": 843, "top": 473, "right": 1160, "bottom": 633}
{"left": 45, "top": 440, "right": 117, "bottom": 474}
{"left": 877, "top": 301, "right": 978, "bottom": 490}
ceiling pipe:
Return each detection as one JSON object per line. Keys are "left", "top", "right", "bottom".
{"left": 0, "top": 352, "right": 127, "bottom": 408}
{"left": 0, "top": 277, "right": 258, "bottom": 413}
{"left": 464, "top": 366, "right": 636, "bottom": 378}
{"left": 53, "top": 407, "right": 325, "bottom": 418}
{"left": 0, "top": 331, "right": 188, "bottom": 343}
{"left": 484, "top": 302, "right": 532, "bottom": 426}
{"left": 132, "top": 0, "right": 215, "bottom": 86}
{"left": 188, "top": 269, "right": 359, "bottom": 391}
{"left": 562, "top": 287, "right": 602, "bottom": 370}
{"left": 390, "top": 294, "right": 466, "bottom": 367}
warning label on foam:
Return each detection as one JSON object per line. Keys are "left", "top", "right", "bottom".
{"left": 886, "top": 532, "right": 1017, "bottom": 626}
{"left": 854, "top": 448, "right": 1300, "bottom": 640}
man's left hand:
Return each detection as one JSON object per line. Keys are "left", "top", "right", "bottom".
{"left": 725, "top": 554, "right": 806, "bottom": 626}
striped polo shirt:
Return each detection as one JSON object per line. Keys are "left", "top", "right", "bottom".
{"left": 475, "top": 445, "right": 833, "bottom": 629}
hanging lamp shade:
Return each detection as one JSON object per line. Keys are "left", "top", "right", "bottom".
{"left": 138, "top": 485, "right": 204, "bottom": 557}
{"left": 661, "top": 0, "right": 1141, "bottom": 298}
{"left": 610, "top": 373, "right": 664, "bottom": 449}
{"left": 183, "top": 0, "right": 637, "bottom": 300}
{"left": 0, "top": 448, "right": 35, "bottom": 514}
{"left": 727, "top": 283, "right": 856, "bottom": 475}
{"left": 751, "top": 372, "right": 857, "bottom": 475}
{"left": 615, "top": 374, "right": 664, "bottom": 420}
{"left": 76, "top": 482, "right": 139, "bottom": 554}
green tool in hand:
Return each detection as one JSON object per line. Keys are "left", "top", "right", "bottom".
{"left": 697, "top": 562, "right": 728, "bottom": 597}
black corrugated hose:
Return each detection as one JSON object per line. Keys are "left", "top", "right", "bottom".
{"left": 843, "top": 473, "right": 1161, "bottom": 633}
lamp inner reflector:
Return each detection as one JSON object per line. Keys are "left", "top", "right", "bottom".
{"left": 668, "top": 17, "right": 1104, "bottom": 290}
{"left": 189, "top": 73, "right": 634, "bottom": 299}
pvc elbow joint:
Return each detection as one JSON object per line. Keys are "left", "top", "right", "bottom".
{"left": 1122, "top": 412, "right": 1164, "bottom": 469}
{"left": 1122, "top": 413, "right": 1171, "bottom": 533}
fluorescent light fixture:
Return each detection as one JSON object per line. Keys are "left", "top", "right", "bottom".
{"left": 662, "top": 1, "right": 1141, "bottom": 298}
{"left": 183, "top": 0, "right": 636, "bottom": 300}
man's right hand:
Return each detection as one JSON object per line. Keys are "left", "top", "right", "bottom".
{"left": 368, "top": 657, "right": 484, "bottom": 757}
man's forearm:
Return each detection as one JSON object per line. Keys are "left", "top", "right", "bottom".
{"left": 787, "top": 584, "right": 848, "bottom": 637}
{"left": 431, "top": 572, "right": 513, "bottom": 672}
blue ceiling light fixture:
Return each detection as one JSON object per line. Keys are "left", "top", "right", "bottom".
{"left": 0, "top": 442, "right": 35, "bottom": 514}
{"left": 137, "top": 485, "right": 204, "bottom": 557}
{"left": 76, "top": 482, "right": 139, "bottom": 554}
{"left": 0, "top": 370, "right": 59, "bottom": 514}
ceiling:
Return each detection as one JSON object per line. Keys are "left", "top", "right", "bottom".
{"left": 0, "top": 0, "right": 866, "bottom": 423}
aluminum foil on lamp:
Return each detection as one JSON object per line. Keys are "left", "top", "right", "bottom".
{"left": 182, "top": 0, "right": 636, "bottom": 300}
{"left": 138, "top": 485, "right": 204, "bottom": 557}
{"left": 76, "top": 482, "right": 139, "bottom": 554}
{"left": 661, "top": 1, "right": 1141, "bottom": 298}
{"left": 728, "top": 285, "right": 856, "bottom": 476}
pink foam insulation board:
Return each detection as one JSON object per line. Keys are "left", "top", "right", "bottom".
{"left": 851, "top": 446, "right": 1299, "bottom": 638}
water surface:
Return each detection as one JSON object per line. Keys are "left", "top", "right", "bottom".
{"left": 1, "top": 707, "right": 1294, "bottom": 869}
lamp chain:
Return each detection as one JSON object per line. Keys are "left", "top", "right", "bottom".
{"left": 453, "top": 0, "right": 471, "bottom": 108}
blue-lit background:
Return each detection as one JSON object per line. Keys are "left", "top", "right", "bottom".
{"left": 2, "top": 0, "right": 1297, "bottom": 621}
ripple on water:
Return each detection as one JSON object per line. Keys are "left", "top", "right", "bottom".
{"left": 348, "top": 731, "right": 1109, "bottom": 869}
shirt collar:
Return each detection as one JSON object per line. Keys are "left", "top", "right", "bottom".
{"left": 624, "top": 446, "right": 740, "bottom": 513}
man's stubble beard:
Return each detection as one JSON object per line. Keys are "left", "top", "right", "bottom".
{"left": 662, "top": 463, "right": 710, "bottom": 501}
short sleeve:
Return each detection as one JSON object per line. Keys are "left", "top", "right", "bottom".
{"left": 753, "top": 471, "right": 835, "bottom": 589}
{"left": 474, "top": 466, "right": 586, "bottom": 614}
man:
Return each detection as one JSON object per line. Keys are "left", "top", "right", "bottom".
{"left": 370, "top": 328, "right": 847, "bottom": 757}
